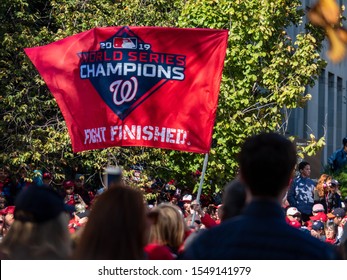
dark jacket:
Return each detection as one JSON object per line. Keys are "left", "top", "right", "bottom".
{"left": 287, "top": 176, "right": 315, "bottom": 215}
{"left": 326, "top": 192, "right": 342, "bottom": 212}
{"left": 328, "top": 148, "right": 347, "bottom": 172}
{"left": 181, "top": 200, "right": 340, "bottom": 260}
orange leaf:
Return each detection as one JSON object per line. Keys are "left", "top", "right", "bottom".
{"left": 326, "top": 25, "right": 347, "bottom": 63}
{"left": 308, "top": 0, "right": 340, "bottom": 26}
{"left": 336, "top": 27, "right": 347, "bottom": 43}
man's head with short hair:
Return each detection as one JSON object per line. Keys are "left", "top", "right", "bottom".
{"left": 343, "top": 137, "right": 347, "bottom": 152}
{"left": 342, "top": 137, "right": 347, "bottom": 147}
{"left": 220, "top": 178, "right": 246, "bottom": 222}
{"left": 298, "top": 161, "right": 309, "bottom": 172}
{"left": 239, "top": 132, "right": 297, "bottom": 198}
{"left": 328, "top": 208, "right": 346, "bottom": 225}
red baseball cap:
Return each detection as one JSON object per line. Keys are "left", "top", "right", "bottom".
{"left": 63, "top": 180, "right": 75, "bottom": 188}
{"left": 43, "top": 172, "right": 52, "bottom": 179}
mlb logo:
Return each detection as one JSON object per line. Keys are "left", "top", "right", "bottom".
{"left": 113, "top": 37, "right": 137, "bottom": 49}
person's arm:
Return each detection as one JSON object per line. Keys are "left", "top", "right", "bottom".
{"left": 199, "top": 211, "right": 217, "bottom": 228}
{"left": 328, "top": 150, "right": 339, "bottom": 171}
{"left": 335, "top": 193, "right": 342, "bottom": 208}
{"left": 328, "top": 150, "right": 336, "bottom": 166}
{"left": 191, "top": 204, "right": 217, "bottom": 228}
{"left": 286, "top": 181, "right": 297, "bottom": 207}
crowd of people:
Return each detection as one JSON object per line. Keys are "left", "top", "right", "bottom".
{"left": 0, "top": 132, "right": 347, "bottom": 259}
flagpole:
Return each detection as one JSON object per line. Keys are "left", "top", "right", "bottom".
{"left": 191, "top": 153, "right": 209, "bottom": 226}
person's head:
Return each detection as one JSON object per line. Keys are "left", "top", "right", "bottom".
{"left": 73, "top": 185, "right": 147, "bottom": 260}
{"left": 239, "top": 132, "right": 297, "bottom": 198}
{"left": 342, "top": 137, "right": 347, "bottom": 150}
{"left": 32, "top": 170, "right": 43, "bottom": 186}
{"left": 329, "top": 179, "right": 339, "bottom": 193}
{"left": 105, "top": 166, "right": 123, "bottom": 188}
{"left": 0, "top": 206, "right": 16, "bottom": 237}
{"left": 298, "top": 161, "right": 311, "bottom": 178}
{"left": 170, "top": 197, "right": 178, "bottom": 205}
{"left": 310, "top": 220, "right": 325, "bottom": 238}
{"left": 42, "top": 172, "right": 52, "bottom": 185}
{"left": 2, "top": 206, "right": 15, "bottom": 226}
{"left": 316, "top": 174, "right": 332, "bottom": 197}
{"left": 185, "top": 214, "right": 202, "bottom": 231}
{"left": 312, "top": 203, "right": 325, "bottom": 215}
{"left": 148, "top": 203, "right": 185, "bottom": 252}
{"left": 325, "top": 222, "right": 338, "bottom": 240}
{"left": 328, "top": 208, "right": 346, "bottom": 225}
{"left": 286, "top": 207, "right": 302, "bottom": 222}
{"left": 74, "top": 174, "right": 85, "bottom": 189}
{"left": 0, "top": 186, "right": 71, "bottom": 259}
{"left": 0, "top": 166, "right": 11, "bottom": 180}
{"left": 220, "top": 178, "right": 247, "bottom": 222}
{"left": 63, "top": 180, "right": 75, "bottom": 195}
{"left": 181, "top": 194, "right": 193, "bottom": 214}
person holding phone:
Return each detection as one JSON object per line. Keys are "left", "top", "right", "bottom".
{"left": 63, "top": 180, "right": 87, "bottom": 208}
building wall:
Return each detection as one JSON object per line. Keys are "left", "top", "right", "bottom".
{"left": 287, "top": 0, "right": 347, "bottom": 173}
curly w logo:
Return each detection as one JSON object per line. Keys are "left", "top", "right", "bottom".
{"left": 78, "top": 26, "right": 186, "bottom": 120}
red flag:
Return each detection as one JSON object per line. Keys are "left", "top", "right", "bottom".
{"left": 25, "top": 26, "right": 228, "bottom": 153}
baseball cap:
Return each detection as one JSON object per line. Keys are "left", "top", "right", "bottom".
{"left": 312, "top": 203, "right": 325, "bottom": 212}
{"left": 182, "top": 194, "right": 192, "bottom": 202}
{"left": 42, "top": 172, "right": 52, "bottom": 180}
{"left": 286, "top": 207, "right": 300, "bottom": 216}
{"left": 312, "top": 220, "right": 324, "bottom": 231}
{"left": 331, "top": 208, "right": 346, "bottom": 218}
{"left": 63, "top": 180, "right": 75, "bottom": 188}
{"left": 14, "top": 186, "right": 69, "bottom": 223}
{"left": 327, "top": 207, "right": 346, "bottom": 219}
{"left": 330, "top": 179, "right": 339, "bottom": 186}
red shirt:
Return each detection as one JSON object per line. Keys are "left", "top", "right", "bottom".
{"left": 144, "top": 244, "right": 175, "bottom": 260}
{"left": 285, "top": 216, "right": 301, "bottom": 228}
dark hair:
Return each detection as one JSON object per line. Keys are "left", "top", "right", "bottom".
{"left": 73, "top": 185, "right": 147, "bottom": 259}
{"left": 220, "top": 179, "right": 246, "bottom": 222}
{"left": 298, "top": 161, "right": 309, "bottom": 172}
{"left": 239, "top": 132, "right": 297, "bottom": 197}
{"left": 343, "top": 137, "right": 347, "bottom": 146}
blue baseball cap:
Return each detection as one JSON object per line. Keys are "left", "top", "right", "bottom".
{"left": 312, "top": 221, "right": 324, "bottom": 231}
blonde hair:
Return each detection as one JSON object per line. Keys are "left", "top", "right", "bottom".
{"left": 315, "top": 174, "right": 332, "bottom": 197}
{"left": 0, "top": 212, "right": 71, "bottom": 259}
{"left": 148, "top": 203, "right": 185, "bottom": 251}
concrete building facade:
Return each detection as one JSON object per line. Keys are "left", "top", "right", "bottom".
{"left": 286, "top": 0, "right": 347, "bottom": 173}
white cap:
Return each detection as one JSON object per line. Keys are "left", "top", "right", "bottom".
{"left": 286, "top": 207, "right": 300, "bottom": 216}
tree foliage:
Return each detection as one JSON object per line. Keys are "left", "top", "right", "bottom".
{"left": 0, "top": 0, "right": 327, "bottom": 192}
